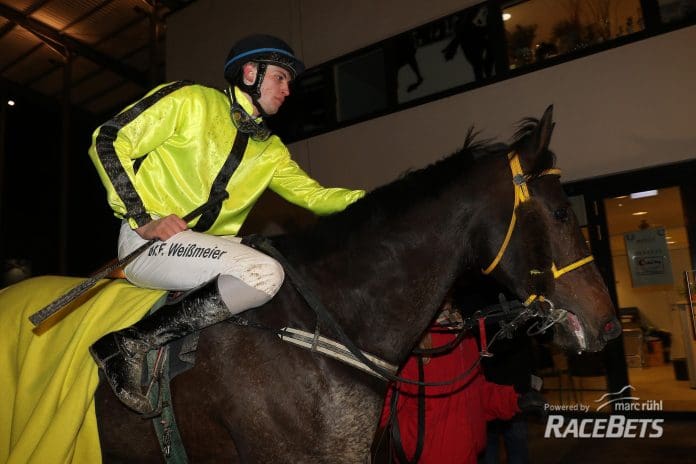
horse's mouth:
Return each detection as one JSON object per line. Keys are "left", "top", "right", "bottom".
{"left": 553, "top": 311, "right": 606, "bottom": 353}
{"left": 525, "top": 299, "right": 611, "bottom": 353}
{"left": 564, "top": 312, "right": 587, "bottom": 351}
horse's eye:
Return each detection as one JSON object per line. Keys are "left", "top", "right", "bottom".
{"left": 554, "top": 207, "right": 569, "bottom": 222}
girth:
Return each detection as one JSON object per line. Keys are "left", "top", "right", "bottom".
{"left": 277, "top": 327, "right": 398, "bottom": 377}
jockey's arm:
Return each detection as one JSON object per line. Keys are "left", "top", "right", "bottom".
{"left": 88, "top": 82, "right": 187, "bottom": 229}
{"left": 269, "top": 146, "right": 365, "bottom": 215}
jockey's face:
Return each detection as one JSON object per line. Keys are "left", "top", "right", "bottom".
{"left": 257, "top": 65, "right": 292, "bottom": 116}
{"left": 243, "top": 63, "right": 291, "bottom": 117}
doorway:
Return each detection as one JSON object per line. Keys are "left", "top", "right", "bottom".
{"left": 603, "top": 186, "right": 695, "bottom": 411}
{"left": 563, "top": 159, "right": 696, "bottom": 412}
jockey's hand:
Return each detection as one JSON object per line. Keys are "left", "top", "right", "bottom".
{"left": 135, "top": 215, "right": 188, "bottom": 241}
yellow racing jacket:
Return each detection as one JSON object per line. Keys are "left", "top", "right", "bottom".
{"left": 88, "top": 81, "right": 364, "bottom": 235}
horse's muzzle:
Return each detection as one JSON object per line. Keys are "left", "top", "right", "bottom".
{"left": 601, "top": 316, "right": 622, "bottom": 342}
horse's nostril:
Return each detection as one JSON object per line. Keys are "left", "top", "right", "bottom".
{"left": 603, "top": 318, "right": 622, "bottom": 340}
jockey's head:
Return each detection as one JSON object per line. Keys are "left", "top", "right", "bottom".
{"left": 224, "top": 34, "right": 305, "bottom": 117}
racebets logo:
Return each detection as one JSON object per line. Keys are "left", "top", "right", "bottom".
{"left": 544, "top": 386, "right": 664, "bottom": 438}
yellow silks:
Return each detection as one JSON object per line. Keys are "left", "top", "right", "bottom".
{"left": 88, "top": 83, "right": 364, "bottom": 235}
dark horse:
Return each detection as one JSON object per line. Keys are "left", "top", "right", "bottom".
{"left": 96, "top": 106, "right": 619, "bottom": 462}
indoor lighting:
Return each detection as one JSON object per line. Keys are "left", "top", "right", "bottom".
{"left": 632, "top": 211, "right": 648, "bottom": 216}
{"left": 630, "top": 190, "right": 658, "bottom": 199}
{"left": 7, "top": 100, "right": 15, "bottom": 106}
{"left": 502, "top": 13, "right": 512, "bottom": 21}
{"left": 615, "top": 195, "right": 628, "bottom": 199}
{"left": 667, "top": 241, "right": 676, "bottom": 245}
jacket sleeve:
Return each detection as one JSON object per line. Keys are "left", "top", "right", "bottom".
{"left": 88, "top": 81, "right": 190, "bottom": 228}
{"left": 268, "top": 146, "right": 365, "bottom": 215}
{"left": 480, "top": 381, "right": 521, "bottom": 421}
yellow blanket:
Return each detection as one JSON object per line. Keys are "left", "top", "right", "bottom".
{"left": 0, "top": 276, "right": 166, "bottom": 464}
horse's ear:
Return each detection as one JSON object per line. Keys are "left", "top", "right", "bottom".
{"left": 532, "top": 105, "right": 555, "bottom": 159}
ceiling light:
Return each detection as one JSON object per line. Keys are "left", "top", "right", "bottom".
{"left": 632, "top": 211, "right": 648, "bottom": 216}
{"left": 7, "top": 100, "right": 15, "bottom": 106}
{"left": 667, "top": 241, "right": 676, "bottom": 245}
{"left": 630, "top": 190, "right": 658, "bottom": 199}
{"left": 618, "top": 203, "right": 623, "bottom": 207}
{"left": 615, "top": 195, "right": 628, "bottom": 199}
{"left": 502, "top": 13, "right": 512, "bottom": 21}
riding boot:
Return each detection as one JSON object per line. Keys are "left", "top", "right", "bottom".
{"left": 89, "top": 277, "right": 233, "bottom": 414}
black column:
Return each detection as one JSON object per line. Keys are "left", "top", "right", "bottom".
{"left": 640, "top": 0, "right": 663, "bottom": 31}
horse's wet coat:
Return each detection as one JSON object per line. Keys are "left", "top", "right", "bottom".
{"left": 95, "top": 106, "right": 618, "bottom": 463}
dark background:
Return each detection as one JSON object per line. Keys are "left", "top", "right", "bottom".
{"left": 1, "top": 86, "right": 115, "bottom": 279}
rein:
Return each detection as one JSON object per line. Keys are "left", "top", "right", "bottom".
{"left": 482, "top": 152, "right": 594, "bottom": 306}
{"left": 244, "top": 234, "right": 401, "bottom": 382}
{"left": 244, "top": 235, "right": 532, "bottom": 388}
{"left": 375, "top": 300, "right": 537, "bottom": 464}
{"left": 240, "top": 151, "right": 586, "bottom": 386}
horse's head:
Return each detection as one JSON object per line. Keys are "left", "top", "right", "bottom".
{"left": 473, "top": 105, "right": 619, "bottom": 352}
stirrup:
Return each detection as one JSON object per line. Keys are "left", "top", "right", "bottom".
{"left": 90, "top": 333, "right": 153, "bottom": 414}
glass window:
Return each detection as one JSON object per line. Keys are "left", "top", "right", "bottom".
{"left": 658, "top": 0, "right": 696, "bottom": 24}
{"left": 502, "top": 0, "right": 645, "bottom": 69}
{"left": 569, "top": 194, "right": 591, "bottom": 251}
{"left": 272, "top": 0, "right": 694, "bottom": 143}
{"left": 269, "top": 68, "right": 334, "bottom": 140}
{"left": 334, "top": 49, "right": 388, "bottom": 123}
{"left": 569, "top": 194, "right": 588, "bottom": 227}
{"left": 389, "top": 6, "right": 497, "bottom": 105}
{"left": 293, "top": 69, "right": 334, "bottom": 134}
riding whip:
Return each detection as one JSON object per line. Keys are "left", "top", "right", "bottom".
{"left": 28, "top": 191, "right": 229, "bottom": 326}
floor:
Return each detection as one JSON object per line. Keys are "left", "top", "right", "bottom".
{"left": 527, "top": 419, "right": 696, "bottom": 464}
{"left": 523, "top": 360, "right": 696, "bottom": 463}
{"left": 625, "top": 363, "right": 696, "bottom": 411}
{"left": 540, "top": 361, "right": 696, "bottom": 412}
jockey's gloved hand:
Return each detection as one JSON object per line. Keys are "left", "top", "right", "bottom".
{"left": 517, "top": 390, "right": 548, "bottom": 421}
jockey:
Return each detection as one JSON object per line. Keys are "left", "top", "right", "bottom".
{"left": 87, "top": 34, "right": 364, "bottom": 414}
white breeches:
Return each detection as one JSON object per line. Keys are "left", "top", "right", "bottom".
{"left": 118, "top": 222, "right": 285, "bottom": 309}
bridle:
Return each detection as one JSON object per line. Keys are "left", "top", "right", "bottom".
{"left": 245, "top": 150, "right": 596, "bottom": 381}
{"left": 481, "top": 151, "right": 594, "bottom": 307}
{"left": 376, "top": 152, "right": 598, "bottom": 461}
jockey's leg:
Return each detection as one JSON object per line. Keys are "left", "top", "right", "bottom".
{"left": 89, "top": 224, "right": 284, "bottom": 413}
{"left": 116, "top": 221, "right": 285, "bottom": 294}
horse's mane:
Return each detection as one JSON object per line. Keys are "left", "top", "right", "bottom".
{"left": 277, "top": 117, "right": 553, "bottom": 258}
{"left": 277, "top": 128, "right": 503, "bottom": 258}
{"left": 329, "top": 127, "right": 499, "bottom": 224}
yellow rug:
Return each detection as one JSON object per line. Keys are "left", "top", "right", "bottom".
{"left": 0, "top": 276, "right": 166, "bottom": 464}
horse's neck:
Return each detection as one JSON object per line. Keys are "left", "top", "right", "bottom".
{"left": 346, "top": 201, "right": 475, "bottom": 363}
{"left": 279, "top": 155, "right": 500, "bottom": 364}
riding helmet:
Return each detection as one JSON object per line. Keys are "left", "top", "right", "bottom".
{"left": 223, "top": 34, "right": 305, "bottom": 85}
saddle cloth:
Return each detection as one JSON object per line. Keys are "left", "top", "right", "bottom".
{"left": 0, "top": 276, "right": 166, "bottom": 464}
